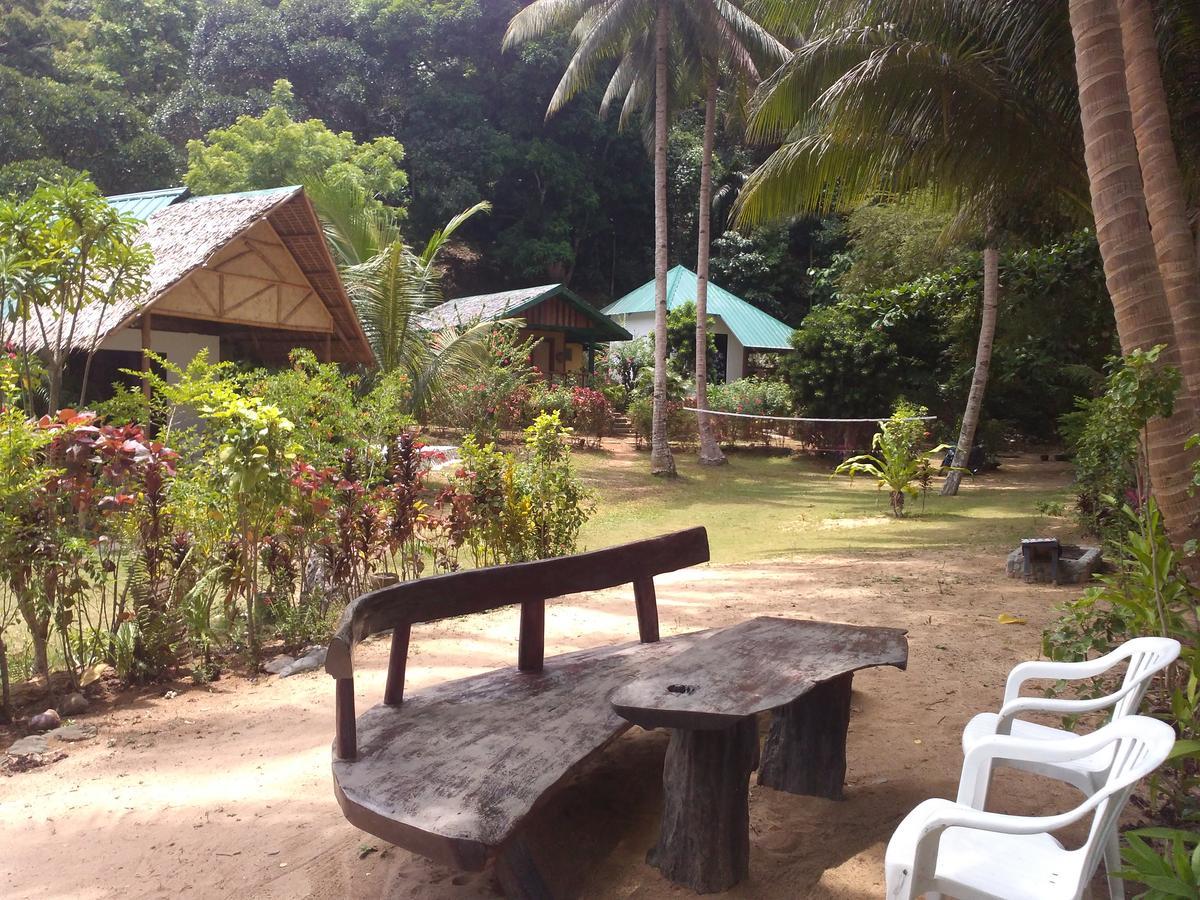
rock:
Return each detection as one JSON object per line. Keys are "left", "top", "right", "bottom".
{"left": 50, "top": 723, "right": 96, "bottom": 742}
{"left": 264, "top": 654, "right": 295, "bottom": 675}
{"left": 7, "top": 734, "right": 50, "bottom": 757}
{"left": 28, "top": 709, "right": 61, "bottom": 732}
{"left": 280, "top": 647, "right": 327, "bottom": 678}
{"left": 163, "top": 690, "right": 178, "bottom": 699}
{"left": 58, "top": 691, "right": 89, "bottom": 716}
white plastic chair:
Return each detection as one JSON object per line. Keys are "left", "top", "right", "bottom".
{"left": 960, "top": 637, "right": 1180, "bottom": 898}
{"left": 886, "top": 715, "right": 1177, "bottom": 900}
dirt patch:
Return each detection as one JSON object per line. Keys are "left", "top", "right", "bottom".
{"left": 1, "top": 462, "right": 1116, "bottom": 899}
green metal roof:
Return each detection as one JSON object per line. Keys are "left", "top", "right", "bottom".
{"left": 105, "top": 186, "right": 189, "bottom": 220}
{"left": 602, "top": 266, "right": 794, "bottom": 350}
{"left": 105, "top": 185, "right": 302, "bottom": 220}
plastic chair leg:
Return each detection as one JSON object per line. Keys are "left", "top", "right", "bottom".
{"left": 1104, "top": 828, "right": 1124, "bottom": 900}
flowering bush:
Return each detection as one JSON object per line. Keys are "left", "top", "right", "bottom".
{"left": 707, "top": 378, "right": 793, "bottom": 446}
{"left": 566, "top": 387, "right": 612, "bottom": 447}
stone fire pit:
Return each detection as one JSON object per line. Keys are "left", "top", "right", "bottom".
{"left": 1005, "top": 540, "right": 1102, "bottom": 585}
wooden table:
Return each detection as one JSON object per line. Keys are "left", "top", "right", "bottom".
{"left": 610, "top": 616, "right": 908, "bottom": 893}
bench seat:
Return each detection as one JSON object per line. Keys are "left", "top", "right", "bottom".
{"left": 333, "top": 630, "right": 709, "bottom": 871}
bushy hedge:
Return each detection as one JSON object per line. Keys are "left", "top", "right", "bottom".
{"left": 783, "top": 232, "right": 1116, "bottom": 440}
{"left": 0, "top": 350, "right": 593, "bottom": 714}
{"left": 708, "top": 378, "right": 792, "bottom": 446}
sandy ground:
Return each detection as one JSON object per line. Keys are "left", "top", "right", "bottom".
{"left": 2, "top": 459, "right": 1111, "bottom": 899}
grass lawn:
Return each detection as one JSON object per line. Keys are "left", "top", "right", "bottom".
{"left": 574, "top": 446, "right": 1075, "bottom": 564}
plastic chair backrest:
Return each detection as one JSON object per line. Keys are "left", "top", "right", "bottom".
{"left": 1111, "top": 637, "right": 1181, "bottom": 720}
{"left": 1079, "top": 716, "right": 1177, "bottom": 884}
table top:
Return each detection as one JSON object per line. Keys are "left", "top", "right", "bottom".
{"left": 609, "top": 616, "right": 908, "bottom": 731}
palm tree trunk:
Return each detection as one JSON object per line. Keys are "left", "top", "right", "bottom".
{"left": 696, "top": 74, "right": 725, "bottom": 467}
{"left": 942, "top": 243, "right": 999, "bottom": 496}
{"left": 650, "top": 0, "right": 676, "bottom": 477}
{"left": 1070, "top": 0, "right": 1200, "bottom": 548}
{"left": 1119, "top": 0, "right": 1200, "bottom": 397}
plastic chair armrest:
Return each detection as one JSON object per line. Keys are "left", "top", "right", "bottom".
{"left": 1002, "top": 652, "right": 1124, "bottom": 702}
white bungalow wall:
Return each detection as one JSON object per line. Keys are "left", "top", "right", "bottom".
{"left": 100, "top": 327, "right": 219, "bottom": 383}
{"left": 609, "top": 311, "right": 746, "bottom": 382}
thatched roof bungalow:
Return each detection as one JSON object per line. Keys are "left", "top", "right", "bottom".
{"left": 45, "top": 185, "right": 375, "bottom": 398}
{"left": 423, "top": 284, "right": 629, "bottom": 377}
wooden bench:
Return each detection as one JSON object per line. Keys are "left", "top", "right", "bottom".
{"left": 324, "top": 526, "right": 711, "bottom": 893}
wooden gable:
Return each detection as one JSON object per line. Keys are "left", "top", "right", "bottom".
{"left": 521, "top": 294, "right": 596, "bottom": 331}
{"left": 151, "top": 219, "right": 334, "bottom": 333}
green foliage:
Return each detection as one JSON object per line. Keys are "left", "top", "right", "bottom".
{"left": 520, "top": 412, "right": 594, "bottom": 559}
{"left": 708, "top": 378, "right": 793, "bottom": 446}
{"left": 434, "top": 325, "right": 536, "bottom": 441}
{"left": 0, "top": 176, "right": 153, "bottom": 411}
{"left": 1119, "top": 828, "right": 1200, "bottom": 899}
{"left": 1066, "top": 347, "right": 1179, "bottom": 539}
{"left": 784, "top": 232, "right": 1115, "bottom": 435}
{"left": 834, "top": 402, "right": 943, "bottom": 517}
{"left": 185, "top": 80, "right": 408, "bottom": 203}
{"left": 1044, "top": 496, "right": 1200, "bottom": 827}
{"left": 783, "top": 303, "right": 902, "bottom": 418}
{"left": 836, "top": 199, "right": 967, "bottom": 296}
{"left": 665, "top": 301, "right": 719, "bottom": 379}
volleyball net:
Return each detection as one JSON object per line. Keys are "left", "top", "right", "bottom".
{"left": 681, "top": 407, "right": 937, "bottom": 454}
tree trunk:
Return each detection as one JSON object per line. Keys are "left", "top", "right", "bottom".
{"left": 1070, "top": 0, "right": 1200, "bottom": 548}
{"left": 942, "top": 243, "right": 1000, "bottom": 496}
{"left": 16, "top": 592, "right": 51, "bottom": 681}
{"left": 0, "top": 633, "right": 10, "bottom": 724}
{"left": 650, "top": 0, "right": 676, "bottom": 477}
{"left": 696, "top": 74, "right": 726, "bottom": 467}
{"left": 1119, "top": 0, "right": 1200, "bottom": 399}
{"left": 47, "top": 355, "right": 62, "bottom": 417}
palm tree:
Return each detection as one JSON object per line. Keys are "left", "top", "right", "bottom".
{"left": 506, "top": 0, "right": 783, "bottom": 475}
{"left": 307, "top": 179, "right": 495, "bottom": 421}
{"left": 1118, "top": 0, "right": 1200, "bottom": 402}
{"left": 594, "top": 10, "right": 786, "bottom": 467}
{"left": 1068, "top": 0, "right": 1200, "bottom": 547}
{"left": 737, "top": 0, "right": 1086, "bottom": 496}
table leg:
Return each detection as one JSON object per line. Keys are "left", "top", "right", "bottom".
{"left": 648, "top": 716, "right": 758, "bottom": 893}
{"left": 758, "top": 672, "right": 853, "bottom": 799}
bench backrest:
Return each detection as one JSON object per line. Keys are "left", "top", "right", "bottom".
{"left": 326, "top": 527, "right": 710, "bottom": 759}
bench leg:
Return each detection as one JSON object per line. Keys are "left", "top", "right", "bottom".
{"left": 648, "top": 716, "right": 758, "bottom": 893}
{"left": 494, "top": 835, "right": 554, "bottom": 900}
{"left": 758, "top": 672, "right": 853, "bottom": 800}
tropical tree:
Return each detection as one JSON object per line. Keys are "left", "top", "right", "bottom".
{"left": 1068, "top": 0, "right": 1200, "bottom": 548}
{"left": 0, "top": 176, "right": 152, "bottom": 413}
{"left": 1117, "top": 0, "right": 1200, "bottom": 401}
{"left": 505, "top": 0, "right": 785, "bottom": 474}
{"left": 736, "top": 0, "right": 1087, "bottom": 495}
{"left": 307, "top": 178, "right": 495, "bottom": 420}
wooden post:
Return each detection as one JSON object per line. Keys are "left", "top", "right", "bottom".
{"left": 494, "top": 835, "right": 554, "bottom": 900}
{"left": 633, "top": 576, "right": 660, "bottom": 643}
{"left": 323, "top": 331, "right": 333, "bottom": 364}
{"left": 383, "top": 624, "right": 411, "bottom": 707}
{"left": 140, "top": 313, "right": 152, "bottom": 399}
{"left": 334, "top": 677, "right": 357, "bottom": 760}
{"left": 517, "top": 599, "right": 545, "bottom": 672}
{"left": 647, "top": 716, "right": 758, "bottom": 892}
{"left": 758, "top": 672, "right": 854, "bottom": 799}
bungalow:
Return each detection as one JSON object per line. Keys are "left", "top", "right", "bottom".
{"left": 602, "top": 266, "right": 794, "bottom": 382}
{"left": 42, "top": 185, "right": 375, "bottom": 399}
{"left": 422, "top": 284, "right": 631, "bottom": 378}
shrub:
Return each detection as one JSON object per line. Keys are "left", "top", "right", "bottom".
{"left": 567, "top": 386, "right": 612, "bottom": 447}
{"left": 1064, "top": 346, "right": 1178, "bottom": 540}
{"left": 833, "top": 402, "right": 945, "bottom": 517}
{"left": 708, "top": 378, "right": 792, "bottom": 446}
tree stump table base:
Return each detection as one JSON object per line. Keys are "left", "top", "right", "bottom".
{"left": 758, "top": 672, "right": 853, "bottom": 799}
{"left": 647, "top": 717, "right": 759, "bottom": 894}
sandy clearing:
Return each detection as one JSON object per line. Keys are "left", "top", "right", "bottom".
{"left": 1, "top": 463, "right": 1112, "bottom": 899}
